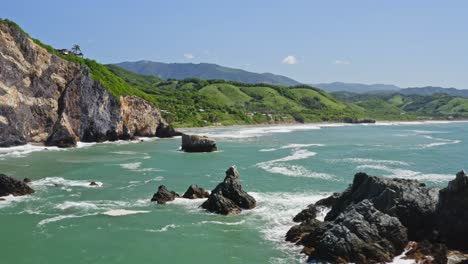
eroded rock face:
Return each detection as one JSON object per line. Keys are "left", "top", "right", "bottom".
{"left": 287, "top": 172, "right": 468, "bottom": 264}
{"left": 0, "top": 21, "right": 177, "bottom": 148}
{"left": 150, "top": 185, "right": 179, "bottom": 204}
{"left": 201, "top": 166, "right": 256, "bottom": 215}
{"left": 436, "top": 170, "right": 468, "bottom": 250}
{"left": 182, "top": 184, "right": 209, "bottom": 199}
{"left": 326, "top": 172, "right": 439, "bottom": 241}
{"left": 304, "top": 200, "right": 408, "bottom": 263}
{"left": 181, "top": 134, "right": 217, "bottom": 152}
{"left": 0, "top": 174, "right": 35, "bottom": 196}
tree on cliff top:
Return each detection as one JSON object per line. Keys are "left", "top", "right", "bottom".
{"left": 71, "top": 44, "right": 83, "bottom": 57}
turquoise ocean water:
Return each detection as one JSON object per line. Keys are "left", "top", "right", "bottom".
{"left": 0, "top": 121, "right": 467, "bottom": 264}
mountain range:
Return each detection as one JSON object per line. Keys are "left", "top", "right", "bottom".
{"left": 113, "top": 61, "right": 300, "bottom": 86}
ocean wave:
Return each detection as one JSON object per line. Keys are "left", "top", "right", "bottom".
{"left": 37, "top": 213, "right": 98, "bottom": 226}
{"left": 102, "top": 209, "right": 149, "bottom": 216}
{"left": 145, "top": 224, "right": 179, "bottom": 233}
{"left": 259, "top": 148, "right": 277, "bottom": 152}
{"left": 246, "top": 192, "right": 330, "bottom": 259}
{"left": 110, "top": 151, "right": 141, "bottom": 155}
{"left": 256, "top": 149, "right": 333, "bottom": 179}
{"left": 280, "top": 143, "right": 325, "bottom": 149}
{"left": 198, "top": 220, "right": 246, "bottom": 226}
{"left": 0, "top": 144, "right": 63, "bottom": 159}
{"left": 356, "top": 164, "right": 454, "bottom": 182}
{"left": 419, "top": 135, "right": 461, "bottom": 148}
{"left": 31, "top": 177, "right": 102, "bottom": 188}
{"left": 0, "top": 194, "right": 35, "bottom": 208}
{"left": 119, "top": 162, "right": 161, "bottom": 172}
{"left": 336, "top": 158, "right": 410, "bottom": 166}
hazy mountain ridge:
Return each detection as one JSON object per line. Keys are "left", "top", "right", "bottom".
{"left": 113, "top": 61, "right": 301, "bottom": 86}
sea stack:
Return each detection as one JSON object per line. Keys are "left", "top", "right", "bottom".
{"left": 201, "top": 166, "right": 256, "bottom": 215}
{"left": 181, "top": 134, "right": 217, "bottom": 152}
{"left": 150, "top": 185, "right": 179, "bottom": 204}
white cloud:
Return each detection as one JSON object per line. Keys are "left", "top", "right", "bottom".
{"left": 184, "top": 53, "right": 194, "bottom": 59}
{"left": 334, "top": 59, "right": 351, "bottom": 65}
{"left": 282, "top": 55, "right": 298, "bottom": 65}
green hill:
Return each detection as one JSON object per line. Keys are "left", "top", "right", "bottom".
{"left": 113, "top": 61, "right": 301, "bottom": 86}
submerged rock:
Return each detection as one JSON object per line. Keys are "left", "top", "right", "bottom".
{"left": 181, "top": 134, "right": 217, "bottom": 152}
{"left": 0, "top": 174, "right": 35, "bottom": 196}
{"left": 343, "top": 118, "right": 376, "bottom": 124}
{"left": 150, "top": 185, "right": 179, "bottom": 204}
{"left": 201, "top": 166, "right": 256, "bottom": 215}
{"left": 182, "top": 184, "right": 209, "bottom": 199}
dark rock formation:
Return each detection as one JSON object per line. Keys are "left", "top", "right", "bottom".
{"left": 0, "top": 174, "right": 35, "bottom": 196}
{"left": 286, "top": 172, "right": 464, "bottom": 264}
{"left": 89, "top": 181, "right": 98, "bottom": 186}
{"left": 302, "top": 200, "right": 408, "bottom": 263}
{"left": 326, "top": 172, "right": 439, "bottom": 241}
{"left": 23, "top": 178, "right": 32, "bottom": 183}
{"left": 293, "top": 204, "right": 318, "bottom": 223}
{"left": 150, "top": 185, "right": 179, "bottom": 204}
{"left": 0, "top": 21, "right": 177, "bottom": 148}
{"left": 201, "top": 166, "right": 256, "bottom": 215}
{"left": 156, "top": 122, "right": 182, "bottom": 138}
{"left": 182, "top": 184, "right": 209, "bottom": 199}
{"left": 181, "top": 134, "right": 217, "bottom": 152}
{"left": 436, "top": 170, "right": 468, "bottom": 250}
{"left": 343, "top": 118, "right": 376, "bottom": 124}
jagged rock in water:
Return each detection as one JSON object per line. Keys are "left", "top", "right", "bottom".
{"left": 436, "top": 170, "right": 468, "bottom": 250}
{"left": 0, "top": 21, "right": 177, "bottom": 148}
{"left": 302, "top": 200, "right": 408, "bottom": 263}
{"left": 182, "top": 184, "right": 209, "bottom": 199}
{"left": 0, "top": 174, "right": 35, "bottom": 196}
{"left": 325, "top": 172, "right": 440, "bottom": 241}
{"left": 201, "top": 166, "right": 256, "bottom": 215}
{"left": 150, "top": 185, "right": 179, "bottom": 204}
{"left": 156, "top": 122, "right": 182, "bottom": 138}
{"left": 315, "top": 192, "right": 341, "bottom": 208}
{"left": 293, "top": 204, "right": 318, "bottom": 223}
{"left": 181, "top": 134, "right": 217, "bottom": 152}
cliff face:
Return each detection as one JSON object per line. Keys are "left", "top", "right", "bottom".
{"left": 0, "top": 21, "right": 176, "bottom": 148}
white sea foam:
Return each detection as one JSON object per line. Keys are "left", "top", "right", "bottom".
{"left": 198, "top": 220, "right": 246, "bottom": 226}
{"left": 357, "top": 164, "right": 454, "bottom": 182}
{"left": 0, "top": 144, "right": 63, "bottom": 159}
{"left": 246, "top": 192, "right": 330, "bottom": 259}
{"left": 38, "top": 213, "right": 98, "bottom": 226}
{"left": 338, "top": 158, "right": 410, "bottom": 166}
{"left": 55, "top": 201, "right": 99, "bottom": 211}
{"left": 256, "top": 149, "right": 333, "bottom": 179}
{"left": 259, "top": 148, "right": 277, "bottom": 152}
{"left": 280, "top": 143, "right": 325, "bottom": 149}
{"left": 102, "top": 209, "right": 149, "bottom": 216}
{"left": 145, "top": 224, "right": 178, "bottom": 233}
{"left": 171, "top": 198, "right": 207, "bottom": 213}
{"left": 120, "top": 162, "right": 142, "bottom": 170}
{"left": 0, "top": 194, "right": 34, "bottom": 208}
{"left": 31, "top": 177, "right": 103, "bottom": 188}
{"left": 110, "top": 151, "right": 140, "bottom": 155}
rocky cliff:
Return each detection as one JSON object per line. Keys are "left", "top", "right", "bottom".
{"left": 0, "top": 21, "right": 176, "bottom": 148}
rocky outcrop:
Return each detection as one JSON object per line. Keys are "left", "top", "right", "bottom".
{"left": 325, "top": 172, "right": 440, "bottom": 241}
{"left": 436, "top": 170, "right": 468, "bottom": 250}
{"left": 150, "top": 185, "right": 179, "bottom": 204}
{"left": 286, "top": 172, "right": 468, "bottom": 263}
{"left": 0, "top": 174, "right": 35, "bottom": 196}
{"left": 182, "top": 184, "right": 209, "bottom": 199}
{"left": 181, "top": 134, "right": 217, "bottom": 152}
{"left": 343, "top": 118, "right": 376, "bottom": 124}
{"left": 0, "top": 20, "right": 177, "bottom": 148}
{"left": 201, "top": 166, "right": 256, "bottom": 215}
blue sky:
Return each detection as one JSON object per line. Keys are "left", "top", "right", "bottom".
{"left": 3, "top": 0, "right": 468, "bottom": 88}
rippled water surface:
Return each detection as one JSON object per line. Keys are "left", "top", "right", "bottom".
{"left": 1, "top": 121, "right": 467, "bottom": 263}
